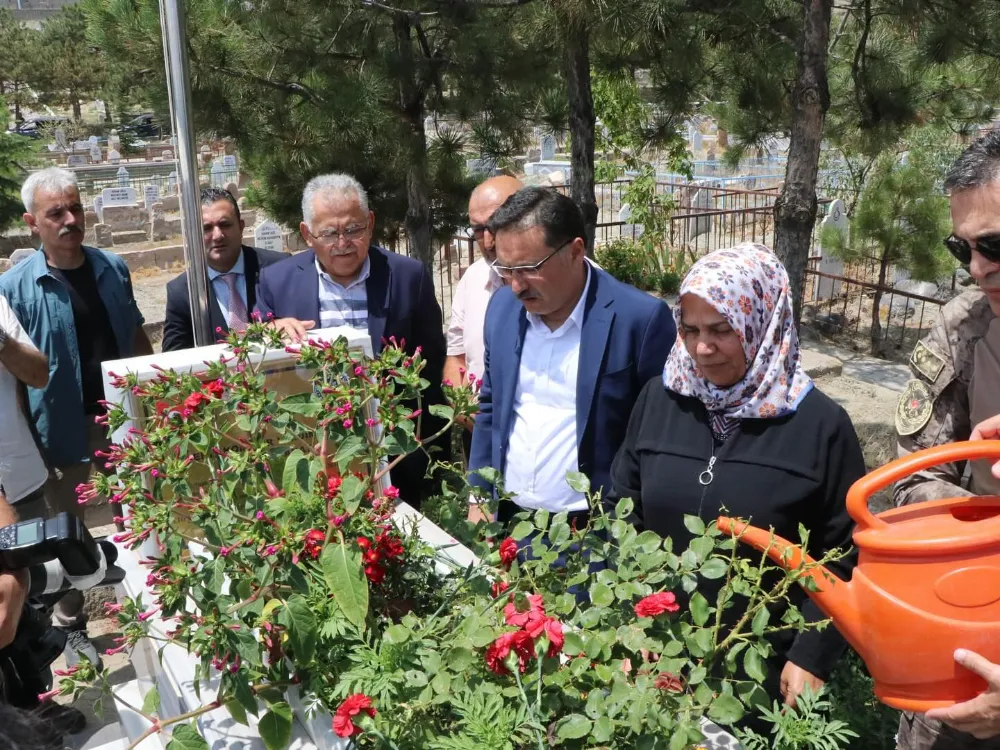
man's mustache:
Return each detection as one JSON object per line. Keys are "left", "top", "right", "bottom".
{"left": 58, "top": 225, "right": 82, "bottom": 237}
{"left": 517, "top": 290, "right": 538, "bottom": 301}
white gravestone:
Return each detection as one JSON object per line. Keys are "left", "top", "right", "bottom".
{"left": 692, "top": 130, "right": 703, "bottom": 153}
{"left": 116, "top": 166, "right": 130, "bottom": 186}
{"left": 9, "top": 248, "right": 35, "bottom": 266}
{"left": 821, "top": 199, "right": 848, "bottom": 235}
{"left": 109, "top": 129, "right": 121, "bottom": 150}
{"left": 94, "top": 196, "right": 104, "bottom": 223}
{"left": 254, "top": 221, "right": 283, "bottom": 254}
{"left": 67, "top": 154, "right": 86, "bottom": 167}
{"left": 211, "top": 162, "right": 224, "bottom": 188}
{"left": 144, "top": 185, "right": 161, "bottom": 210}
{"left": 90, "top": 145, "right": 102, "bottom": 163}
{"left": 108, "top": 149, "right": 122, "bottom": 165}
{"left": 222, "top": 154, "right": 238, "bottom": 183}
{"left": 89, "top": 135, "right": 99, "bottom": 146}
{"left": 618, "top": 204, "right": 631, "bottom": 222}
{"left": 687, "top": 189, "right": 712, "bottom": 240}
{"left": 72, "top": 140, "right": 90, "bottom": 152}
{"left": 168, "top": 172, "right": 178, "bottom": 194}
{"left": 54, "top": 128, "right": 67, "bottom": 150}
{"left": 813, "top": 201, "right": 849, "bottom": 302}
{"left": 102, "top": 187, "right": 138, "bottom": 208}
{"left": 540, "top": 134, "right": 556, "bottom": 161}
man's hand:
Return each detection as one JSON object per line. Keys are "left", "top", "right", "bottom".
{"left": 0, "top": 569, "right": 28, "bottom": 649}
{"left": 468, "top": 503, "right": 493, "bottom": 525}
{"left": 970, "top": 416, "right": 1000, "bottom": 479}
{"left": 780, "top": 662, "right": 825, "bottom": 707}
{"left": 268, "top": 318, "right": 316, "bottom": 343}
{"left": 926, "top": 650, "right": 1000, "bottom": 738}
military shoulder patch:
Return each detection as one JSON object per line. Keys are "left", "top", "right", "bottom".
{"left": 896, "top": 379, "right": 935, "bottom": 436}
{"left": 910, "top": 340, "right": 947, "bottom": 383}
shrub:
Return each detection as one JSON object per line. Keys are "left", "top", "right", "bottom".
{"left": 595, "top": 238, "right": 647, "bottom": 289}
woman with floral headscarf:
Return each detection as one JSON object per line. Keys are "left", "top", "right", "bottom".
{"left": 609, "top": 243, "right": 865, "bottom": 711}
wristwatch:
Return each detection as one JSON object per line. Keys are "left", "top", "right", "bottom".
{"left": 0, "top": 327, "right": 8, "bottom": 353}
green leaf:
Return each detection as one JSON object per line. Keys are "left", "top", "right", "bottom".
{"left": 688, "top": 665, "right": 707, "bottom": 685}
{"left": 339, "top": 475, "right": 365, "bottom": 514}
{"left": 321, "top": 541, "right": 369, "bottom": 631}
{"left": 511, "top": 520, "right": 534, "bottom": 541}
{"left": 166, "top": 724, "right": 209, "bottom": 750}
{"left": 384, "top": 624, "right": 411, "bottom": 644}
{"left": 690, "top": 592, "right": 710, "bottom": 626}
{"left": 689, "top": 536, "right": 714, "bottom": 562}
{"left": 744, "top": 647, "right": 767, "bottom": 682}
{"left": 707, "top": 693, "right": 744, "bottom": 725}
{"left": 225, "top": 698, "right": 249, "bottom": 726}
{"left": 556, "top": 714, "right": 593, "bottom": 739}
{"left": 615, "top": 496, "right": 634, "bottom": 519}
{"left": 683, "top": 515, "right": 706, "bottom": 535}
{"left": 258, "top": 702, "right": 293, "bottom": 750}
{"left": 428, "top": 403, "right": 454, "bottom": 421}
{"left": 565, "top": 471, "right": 590, "bottom": 494}
{"left": 335, "top": 434, "right": 366, "bottom": 466}
{"left": 589, "top": 582, "right": 614, "bottom": 607}
{"left": 281, "top": 449, "right": 310, "bottom": 494}
{"left": 563, "top": 631, "right": 585, "bottom": 656}
{"left": 700, "top": 558, "right": 728, "bottom": 579}
{"left": 279, "top": 394, "right": 321, "bottom": 417}
{"left": 751, "top": 607, "right": 770, "bottom": 636}
{"left": 141, "top": 684, "right": 160, "bottom": 715}
{"left": 279, "top": 595, "right": 317, "bottom": 662}
{"left": 548, "top": 522, "right": 570, "bottom": 547}
{"left": 230, "top": 671, "right": 260, "bottom": 717}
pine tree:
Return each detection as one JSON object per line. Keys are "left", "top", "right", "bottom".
{"left": 0, "top": 98, "right": 33, "bottom": 231}
{"left": 0, "top": 11, "right": 40, "bottom": 122}
{"left": 32, "top": 6, "right": 106, "bottom": 122}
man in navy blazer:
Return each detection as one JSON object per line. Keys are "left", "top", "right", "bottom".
{"left": 254, "top": 173, "right": 449, "bottom": 508}
{"left": 468, "top": 187, "right": 676, "bottom": 525}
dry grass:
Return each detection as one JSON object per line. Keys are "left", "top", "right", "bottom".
{"left": 855, "top": 421, "right": 897, "bottom": 513}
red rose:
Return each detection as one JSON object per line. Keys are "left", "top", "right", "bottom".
{"left": 376, "top": 532, "right": 405, "bottom": 560}
{"left": 327, "top": 476, "right": 342, "bottom": 496}
{"left": 634, "top": 592, "right": 681, "bottom": 618}
{"left": 504, "top": 594, "right": 545, "bottom": 628}
{"left": 490, "top": 580, "right": 510, "bottom": 598}
{"left": 484, "top": 630, "right": 535, "bottom": 675}
{"left": 183, "top": 392, "right": 210, "bottom": 412}
{"left": 654, "top": 672, "right": 684, "bottom": 693}
{"left": 541, "top": 617, "right": 564, "bottom": 657}
{"left": 332, "top": 693, "right": 376, "bottom": 738}
{"left": 205, "top": 379, "right": 225, "bottom": 398}
{"left": 499, "top": 537, "right": 518, "bottom": 569}
{"left": 364, "top": 564, "right": 385, "bottom": 585}
{"left": 302, "top": 529, "right": 325, "bottom": 560}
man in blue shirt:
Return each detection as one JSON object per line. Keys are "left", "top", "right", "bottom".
{"left": 2, "top": 167, "right": 152, "bottom": 668}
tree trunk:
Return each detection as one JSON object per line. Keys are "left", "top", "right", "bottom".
{"left": 104, "top": 99, "right": 112, "bottom": 123}
{"left": 393, "top": 17, "right": 434, "bottom": 271}
{"left": 71, "top": 92, "right": 82, "bottom": 121}
{"left": 564, "top": 18, "right": 597, "bottom": 257}
{"left": 773, "top": 0, "right": 832, "bottom": 325}
{"left": 870, "top": 251, "right": 889, "bottom": 357}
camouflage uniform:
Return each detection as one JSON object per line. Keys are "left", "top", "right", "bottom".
{"left": 894, "top": 288, "right": 1000, "bottom": 750}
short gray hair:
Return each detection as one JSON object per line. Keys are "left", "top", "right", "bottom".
{"left": 301, "top": 173, "right": 369, "bottom": 229}
{"left": 21, "top": 167, "right": 78, "bottom": 214}
{"left": 945, "top": 131, "right": 1000, "bottom": 193}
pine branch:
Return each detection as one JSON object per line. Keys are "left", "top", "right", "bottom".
{"left": 361, "top": 0, "right": 439, "bottom": 18}
{"left": 207, "top": 64, "right": 324, "bottom": 103}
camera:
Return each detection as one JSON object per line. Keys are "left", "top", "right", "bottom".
{"left": 0, "top": 513, "right": 124, "bottom": 708}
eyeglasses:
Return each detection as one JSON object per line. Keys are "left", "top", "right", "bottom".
{"left": 309, "top": 221, "right": 369, "bottom": 246}
{"left": 465, "top": 224, "right": 489, "bottom": 238}
{"left": 944, "top": 234, "right": 1000, "bottom": 265}
{"left": 491, "top": 239, "right": 573, "bottom": 280}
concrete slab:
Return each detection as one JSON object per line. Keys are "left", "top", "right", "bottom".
{"left": 112, "top": 231, "right": 149, "bottom": 245}
{"left": 801, "top": 337, "right": 910, "bottom": 393}
{"left": 801, "top": 349, "right": 843, "bottom": 379}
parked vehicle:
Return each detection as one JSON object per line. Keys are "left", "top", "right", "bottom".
{"left": 121, "top": 113, "right": 170, "bottom": 140}
{"left": 8, "top": 116, "right": 70, "bottom": 139}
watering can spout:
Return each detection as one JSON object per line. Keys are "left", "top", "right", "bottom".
{"left": 716, "top": 516, "right": 860, "bottom": 647}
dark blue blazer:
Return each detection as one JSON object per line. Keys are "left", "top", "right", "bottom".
{"left": 255, "top": 245, "right": 449, "bottom": 505}
{"left": 469, "top": 266, "right": 676, "bottom": 502}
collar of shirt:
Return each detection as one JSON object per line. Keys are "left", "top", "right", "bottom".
{"left": 525, "top": 262, "right": 591, "bottom": 337}
{"left": 208, "top": 249, "right": 245, "bottom": 281}
{"left": 315, "top": 254, "right": 371, "bottom": 292}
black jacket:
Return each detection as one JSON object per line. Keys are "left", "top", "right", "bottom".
{"left": 609, "top": 379, "right": 865, "bottom": 685}
{"left": 162, "top": 245, "right": 288, "bottom": 352}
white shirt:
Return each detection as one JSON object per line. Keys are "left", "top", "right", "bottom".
{"left": 208, "top": 251, "right": 247, "bottom": 327}
{"left": 315, "top": 255, "right": 370, "bottom": 331}
{"left": 0, "top": 296, "right": 48, "bottom": 502}
{"left": 503, "top": 266, "right": 592, "bottom": 513}
{"left": 446, "top": 258, "right": 503, "bottom": 382}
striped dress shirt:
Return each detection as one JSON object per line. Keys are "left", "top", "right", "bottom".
{"left": 315, "top": 255, "right": 370, "bottom": 331}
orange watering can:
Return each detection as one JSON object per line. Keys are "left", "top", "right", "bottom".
{"left": 718, "top": 441, "right": 1000, "bottom": 712}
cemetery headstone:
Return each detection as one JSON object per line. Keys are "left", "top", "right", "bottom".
{"left": 102, "top": 186, "right": 138, "bottom": 207}
{"left": 424, "top": 115, "right": 435, "bottom": 135}
{"left": 116, "top": 166, "right": 130, "bottom": 186}
{"left": 254, "top": 221, "right": 283, "bottom": 254}
{"left": 211, "top": 162, "right": 224, "bottom": 188}
{"left": 109, "top": 149, "right": 122, "bottom": 165}
{"left": 168, "top": 172, "right": 178, "bottom": 194}
{"left": 692, "top": 131, "right": 703, "bottom": 153}
{"left": 222, "top": 154, "right": 238, "bottom": 183}
{"left": 9, "top": 248, "right": 35, "bottom": 267}
{"left": 94, "top": 196, "right": 104, "bottom": 223}
{"left": 89, "top": 135, "right": 99, "bottom": 146}
{"left": 94, "top": 224, "right": 113, "bottom": 248}
{"left": 67, "top": 155, "right": 86, "bottom": 167}
{"left": 688, "top": 189, "right": 712, "bottom": 240}
{"left": 144, "top": 185, "right": 161, "bottom": 210}
{"left": 54, "top": 128, "right": 67, "bottom": 151}
{"left": 109, "top": 130, "right": 121, "bottom": 150}
{"left": 821, "top": 199, "right": 848, "bottom": 236}
{"left": 618, "top": 204, "right": 632, "bottom": 223}
{"left": 224, "top": 182, "right": 239, "bottom": 198}
{"left": 163, "top": 150, "right": 174, "bottom": 160}
{"left": 540, "top": 134, "right": 556, "bottom": 161}
{"left": 90, "top": 145, "right": 102, "bottom": 163}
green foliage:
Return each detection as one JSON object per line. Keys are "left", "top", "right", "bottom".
{"left": 0, "top": 10, "right": 39, "bottom": 122}
{"left": 827, "top": 650, "right": 898, "bottom": 749}
{"left": 33, "top": 6, "right": 106, "bottom": 121}
{"left": 0, "top": 98, "right": 33, "bottom": 232}
{"left": 738, "top": 684, "right": 859, "bottom": 750}
{"left": 595, "top": 238, "right": 648, "bottom": 289}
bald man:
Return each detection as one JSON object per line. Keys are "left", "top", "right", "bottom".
{"left": 445, "top": 176, "right": 521, "bottom": 388}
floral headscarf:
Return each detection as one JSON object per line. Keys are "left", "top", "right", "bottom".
{"left": 662, "top": 243, "right": 813, "bottom": 429}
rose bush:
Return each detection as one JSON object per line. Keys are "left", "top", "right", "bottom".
{"left": 52, "top": 323, "right": 845, "bottom": 749}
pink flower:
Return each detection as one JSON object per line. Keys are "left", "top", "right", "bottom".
{"left": 499, "top": 537, "right": 518, "bottom": 569}
{"left": 343, "top": 419, "right": 353, "bottom": 429}
{"left": 634, "top": 592, "right": 681, "bottom": 618}
{"left": 504, "top": 594, "right": 545, "bottom": 629}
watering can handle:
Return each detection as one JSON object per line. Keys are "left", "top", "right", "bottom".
{"left": 847, "top": 441, "right": 1000, "bottom": 529}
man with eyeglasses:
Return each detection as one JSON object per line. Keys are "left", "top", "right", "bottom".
{"left": 894, "top": 132, "right": 1000, "bottom": 750}
{"left": 467, "top": 187, "right": 676, "bottom": 526}
{"left": 255, "top": 172, "right": 449, "bottom": 508}
{"left": 445, "top": 175, "right": 521, "bottom": 455}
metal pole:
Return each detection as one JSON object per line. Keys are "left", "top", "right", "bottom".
{"left": 158, "top": 0, "right": 213, "bottom": 346}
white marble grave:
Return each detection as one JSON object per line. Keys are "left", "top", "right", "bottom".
{"left": 254, "top": 220, "right": 283, "bottom": 253}
{"left": 102, "top": 186, "right": 138, "bottom": 207}
{"left": 144, "top": 184, "right": 161, "bottom": 209}
{"left": 540, "top": 134, "right": 556, "bottom": 161}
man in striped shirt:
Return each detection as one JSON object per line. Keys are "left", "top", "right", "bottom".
{"left": 255, "top": 173, "right": 450, "bottom": 507}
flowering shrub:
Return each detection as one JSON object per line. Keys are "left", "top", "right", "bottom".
{"left": 54, "top": 324, "right": 844, "bottom": 750}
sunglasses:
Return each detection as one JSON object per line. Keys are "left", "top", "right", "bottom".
{"left": 944, "top": 234, "right": 1000, "bottom": 265}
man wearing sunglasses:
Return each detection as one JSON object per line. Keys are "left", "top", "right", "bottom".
{"left": 894, "top": 132, "right": 1000, "bottom": 750}
{"left": 466, "top": 187, "right": 676, "bottom": 526}
{"left": 255, "top": 173, "right": 449, "bottom": 508}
